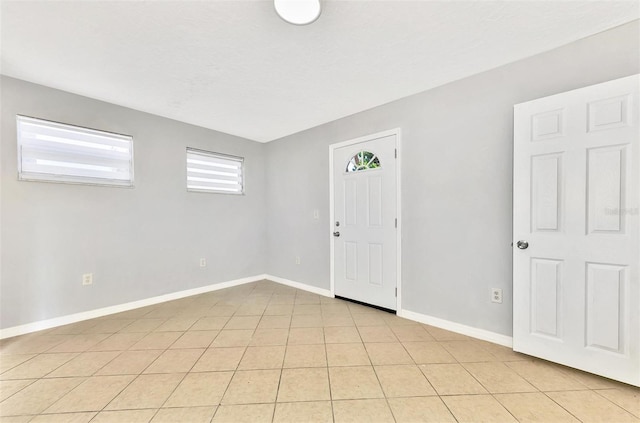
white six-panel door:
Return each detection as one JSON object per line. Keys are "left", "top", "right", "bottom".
{"left": 332, "top": 134, "right": 397, "bottom": 310}
{"left": 513, "top": 75, "right": 639, "bottom": 386}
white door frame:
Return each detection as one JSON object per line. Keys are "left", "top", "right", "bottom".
{"left": 329, "top": 128, "right": 402, "bottom": 311}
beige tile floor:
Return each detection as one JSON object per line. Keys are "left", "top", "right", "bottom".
{"left": 0, "top": 280, "right": 638, "bottom": 422}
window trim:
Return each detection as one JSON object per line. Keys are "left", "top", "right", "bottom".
{"left": 16, "top": 115, "right": 135, "bottom": 188}
{"left": 186, "top": 147, "right": 245, "bottom": 195}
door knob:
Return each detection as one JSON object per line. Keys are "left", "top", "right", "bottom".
{"left": 333, "top": 231, "right": 340, "bottom": 237}
{"left": 516, "top": 240, "right": 529, "bottom": 250}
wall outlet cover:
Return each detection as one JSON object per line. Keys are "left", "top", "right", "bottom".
{"left": 491, "top": 288, "right": 503, "bottom": 304}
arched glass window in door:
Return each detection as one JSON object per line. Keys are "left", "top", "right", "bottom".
{"left": 346, "top": 151, "right": 381, "bottom": 172}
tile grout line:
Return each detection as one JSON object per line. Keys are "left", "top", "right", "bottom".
{"left": 452, "top": 356, "right": 530, "bottom": 421}
{"left": 322, "top": 316, "right": 336, "bottom": 423}
{"left": 84, "top": 295, "right": 229, "bottom": 421}
{"left": 212, "top": 283, "right": 273, "bottom": 422}
{"left": 88, "top": 341, "right": 186, "bottom": 419}
{"left": 34, "top": 348, "right": 130, "bottom": 416}
{"left": 541, "top": 390, "right": 589, "bottom": 423}
{"left": 148, "top": 336, "right": 210, "bottom": 421}
{"left": 3, "top": 281, "right": 637, "bottom": 422}
{"left": 543, "top": 388, "right": 638, "bottom": 423}
{"left": 425, "top": 327, "right": 503, "bottom": 422}
{"left": 590, "top": 388, "right": 640, "bottom": 418}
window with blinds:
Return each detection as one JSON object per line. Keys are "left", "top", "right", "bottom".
{"left": 17, "top": 115, "right": 134, "bottom": 187}
{"left": 186, "top": 148, "right": 244, "bottom": 194}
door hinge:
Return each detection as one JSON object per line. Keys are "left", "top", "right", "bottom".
{"left": 395, "top": 218, "right": 397, "bottom": 228}
{"left": 395, "top": 288, "right": 397, "bottom": 297}
{"left": 394, "top": 148, "right": 397, "bottom": 158}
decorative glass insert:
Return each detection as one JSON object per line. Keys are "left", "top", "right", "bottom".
{"left": 346, "top": 151, "right": 380, "bottom": 172}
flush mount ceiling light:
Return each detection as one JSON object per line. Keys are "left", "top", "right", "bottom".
{"left": 274, "top": 0, "right": 321, "bottom": 25}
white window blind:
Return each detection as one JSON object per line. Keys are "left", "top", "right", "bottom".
{"left": 186, "top": 148, "right": 244, "bottom": 194}
{"left": 17, "top": 115, "right": 134, "bottom": 187}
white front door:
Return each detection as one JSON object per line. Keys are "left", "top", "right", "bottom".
{"left": 332, "top": 133, "right": 397, "bottom": 310}
{"left": 513, "top": 74, "right": 640, "bottom": 386}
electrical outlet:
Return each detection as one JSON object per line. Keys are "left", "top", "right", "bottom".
{"left": 313, "top": 209, "right": 319, "bottom": 219}
{"left": 295, "top": 256, "right": 301, "bottom": 265}
{"left": 200, "top": 258, "right": 206, "bottom": 267}
{"left": 491, "top": 288, "right": 503, "bottom": 303}
{"left": 82, "top": 273, "right": 93, "bottom": 286}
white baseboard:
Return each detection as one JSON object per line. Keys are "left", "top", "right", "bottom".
{"left": 0, "top": 274, "right": 264, "bottom": 340}
{"left": 267, "top": 278, "right": 513, "bottom": 349}
{"left": 264, "top": 274, "right": 333, "bottom": 298}
{"left": 1, "top": 273, "right": 512, "bottom": 351}
{"left": 398, "top": 309, "right": 513, "bottom": 348}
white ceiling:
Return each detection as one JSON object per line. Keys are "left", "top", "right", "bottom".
{"left": 1, "top": 1, "right": 638, "bottom": 143}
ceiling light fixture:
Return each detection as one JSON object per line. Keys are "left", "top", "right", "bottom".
{"left": 274, "top": 0, "right": 321, "bottom": 25}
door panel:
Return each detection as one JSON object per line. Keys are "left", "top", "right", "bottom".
{"left": 368, "top": 176, "right": 383, "bottom": 227}
{"left": 588, "top": 95, "right": 631, "bottom": 132}
{"left": 530, "top": 258, "right": 562, "bottom": 339}
{"left": 345, "top": 242, "right": 357, "bottom": 281}
{"left": 513, "top": 74, "right": 639, "bottom": 386}
{"left": 345, "top": 179, "right": 357, "bottom": 225}
{"left": 585, "top": 263, "right": 626, "bottom": 353}
{"left": 531, "top": 109, "right": 565, "bottom": 141}
{"left": 333, "top": 135, "right": 397, "bottom": 310}
{"left": 531, "top": 153, "right": 562, "bottom": 232}
{"left": 587, "top": 145, "right": 626, "bottom": 234}
{"left": 368, "top": 243, "right": 383, "bottom": 286}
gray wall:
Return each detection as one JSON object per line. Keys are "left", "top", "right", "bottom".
{"left": 265, "top": 21, "right": 640, "bottom": 336}
{"left": 1, "top": 76, "right": 266, "bottom": 329}
{"left": 2, "top": 21, "right": 638, "bottom": 335}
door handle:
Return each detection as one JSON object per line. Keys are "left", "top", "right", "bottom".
{"left": 333, "top": 231, "right": 340, "bottom": 237}
{"left": 516, "top": 240, "right": 529, "bottom": 250}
